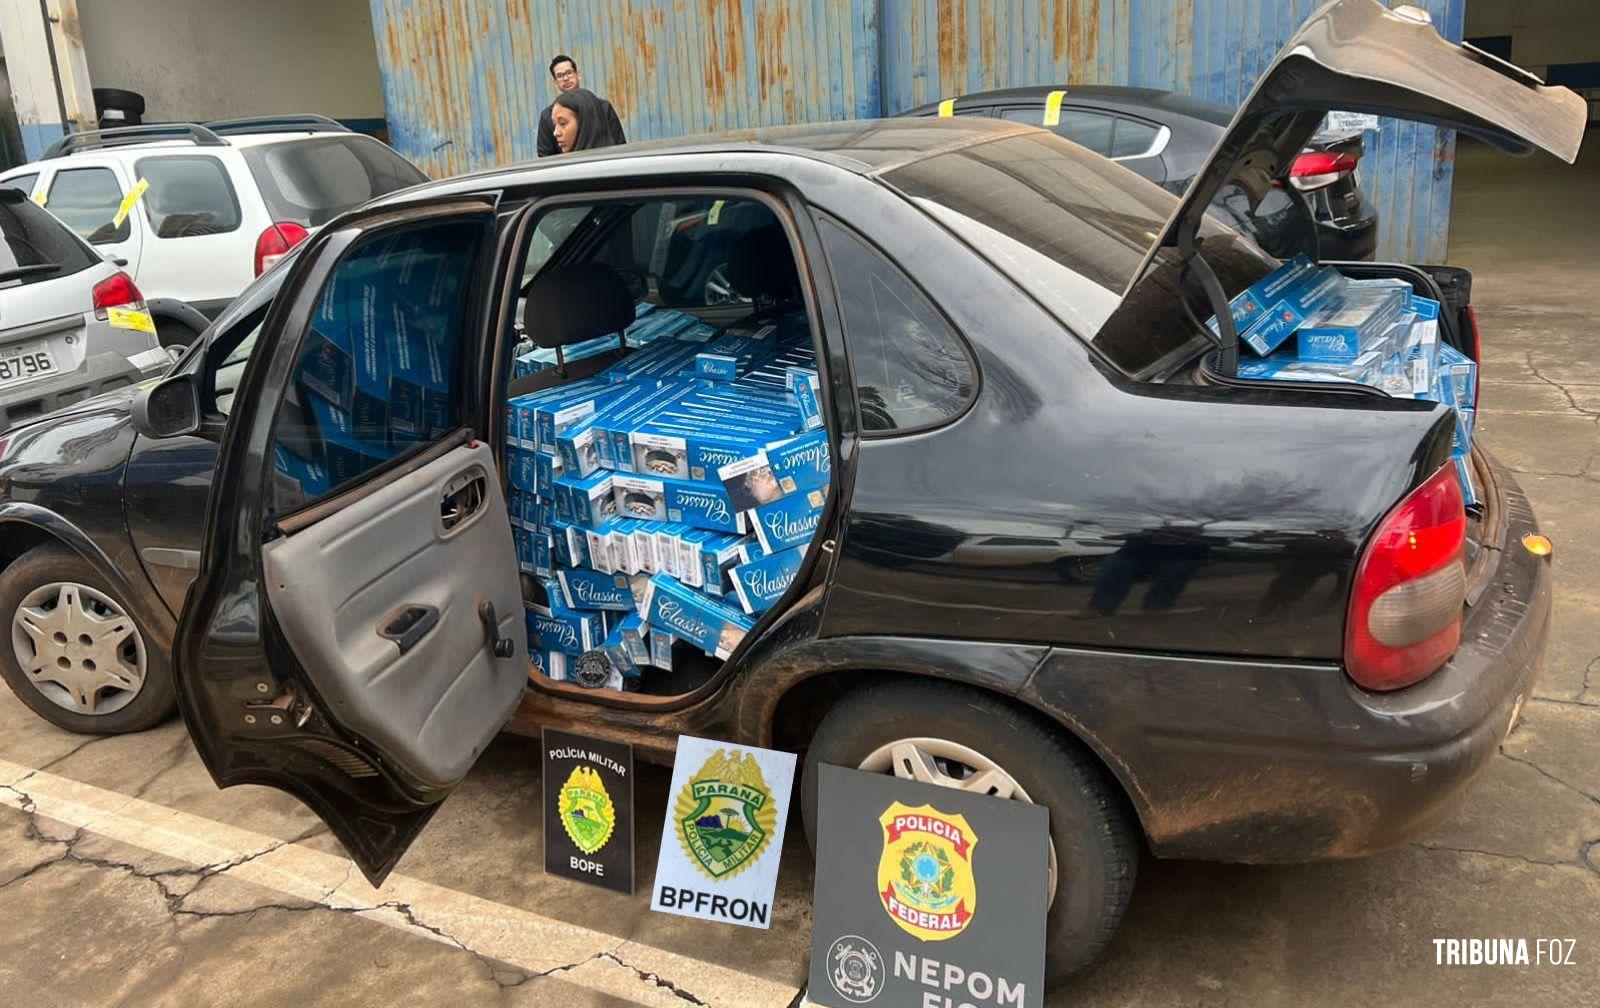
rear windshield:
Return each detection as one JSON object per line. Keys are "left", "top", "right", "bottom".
{"left": 885, "top": 131, "right": 1180, "bottom": 296}
{"left": 884, "top": 130, "right": 1271, "bottom": 378}
{"left": 0, "top": 193, "right": 99, "bottom": 287}
{"left": 241, "top": 136, "right": 427, "bottom": 227}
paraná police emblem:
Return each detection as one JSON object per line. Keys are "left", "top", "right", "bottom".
{"left": 674, "top": 748, "right": 777, "bottom": 880}
{"left": 877, "top": 801, "right": 978, "bottom": 941}
{"left": 558, "top": 764, "right": 616, "bottom": 855}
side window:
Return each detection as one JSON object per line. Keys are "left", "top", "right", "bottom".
{"left": 521, "top": 204, "right": 592, "bottom": 285}
{"left": 815, "top": 216, "right": 975, "bottom": 434}
{"left": 1001, "top": 107, "right": 1115, "bottom": 155}
{"left": 1, "top": 174, "right": 38, "bottom": 197}
{"left": 271, "top": 218, "right": 483, "bottom": 509}
{"left": 1110, "top": 118, "right": 1161, "bottom": 158}
{"left": 45, "top": 167, "right": 130, "bottom": 245}
{"left": 136, "top": 156, "right": 242, "bottom": 237}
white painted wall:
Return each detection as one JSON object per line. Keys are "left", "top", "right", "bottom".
{"left": 1465, "top": 0, "right": 1597, "bottom": 72}
{"left": 76, "top": 0, "right": 384, "bottom": 122}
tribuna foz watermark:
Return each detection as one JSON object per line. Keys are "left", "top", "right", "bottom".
{"left": 1433, "top": 938, "right": 1576, "bottom": 966}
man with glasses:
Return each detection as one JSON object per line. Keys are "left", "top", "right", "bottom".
{"left": 538, "top": 55, "right": 583, "bottom": 157}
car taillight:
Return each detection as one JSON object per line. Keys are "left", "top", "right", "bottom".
{"left": 91, "top": 270, "right": 144, "bottom": 319}
{"left": 1346, "top": 463, "right": 1466, "bottom": 691}
{"left": 1289, "top": 150, "right": 1359, "bottom": 192}
{"left": 254, "top": 222, "right": 309, "bottom": 276}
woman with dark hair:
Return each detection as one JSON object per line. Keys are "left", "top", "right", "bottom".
{"left": 550, "top": 88, "right": 627, "bottom": 154}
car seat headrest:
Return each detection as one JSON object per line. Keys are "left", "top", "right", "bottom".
{"left": 522, "top": 263, "right": 634, "bottom": 348}
{"left": 726, "top": 226, "right": 800, "bottom": 304}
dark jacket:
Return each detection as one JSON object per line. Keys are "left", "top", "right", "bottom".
{"left": 540, "top": 88, "right": 626, "bottom": 155}
{"left": 537, "top": 104, "right": 558, "bottom": 158}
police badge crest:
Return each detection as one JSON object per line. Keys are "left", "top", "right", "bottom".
{"left": 674, "top": 748, "right": 778, "bottom": 880}
{"left": 877, "top": 801, "right": 979, "bottom": 941}
{"left": 558, "top": 764, "right": 615, "bottom": 855}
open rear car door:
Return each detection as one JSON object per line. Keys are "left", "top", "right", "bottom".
{"left": 1136, "top": 0, "right": 1586, "bottom": 294}
{"left": 172, "top": 197, "right": 526, "bottom": 885}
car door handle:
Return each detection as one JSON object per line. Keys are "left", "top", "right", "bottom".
{"left": 378, "top": 604, "right": 439, "bottom": 655}
{"left": 440, "top": 471, "right": 486, "bottom": 532}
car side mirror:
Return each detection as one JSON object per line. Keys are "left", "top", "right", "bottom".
{"left": 131, "top": 373, "right": 202, "bottom": 439}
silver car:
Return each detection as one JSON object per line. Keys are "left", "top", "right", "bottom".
{"left": 0, "top": 187, "right": 172, "bottom": 429}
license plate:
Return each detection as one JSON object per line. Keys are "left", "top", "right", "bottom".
{"left": 0, "top": 341, "right": 58, "bottom": 386}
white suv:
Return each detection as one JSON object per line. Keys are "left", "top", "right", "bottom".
{"left": 0, "top": 115, "right": 426, "bottom": 344}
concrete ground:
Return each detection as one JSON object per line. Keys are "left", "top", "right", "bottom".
{"left": 1, "top": 139, "right": 1597, "bottom": 1007}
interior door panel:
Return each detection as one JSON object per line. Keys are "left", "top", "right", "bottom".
{"left": 262, "top": 441, "right": 525, "bottom": 790}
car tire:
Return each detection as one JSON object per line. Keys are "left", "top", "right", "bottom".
{"left": 0, "top": 543, "right": 174, "bottom": 734}
{"left": 801, "top": 679, "right": 1137, "bottom": 985}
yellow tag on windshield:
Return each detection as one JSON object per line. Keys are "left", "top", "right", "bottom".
{"left": 937, "top": 98, "right": 956, "bottom": 118}
{"left": 31, "top": 188, "right": 46, "bottom": 206}
{"left": 107, "top": 306, "right": 156, "bottom": 334}
{"left": 112, "top": 178, "right": 149, "bottom": 227}
{"left": 708, "top": 200, "right": 724, "bottom": 226}
{"left": 1042, "top": 90, "right": 1067, "bottom": 126}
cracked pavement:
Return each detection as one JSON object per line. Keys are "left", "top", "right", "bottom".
{"left": 2, "top": 141, "right": 1599, "bottom": 1007}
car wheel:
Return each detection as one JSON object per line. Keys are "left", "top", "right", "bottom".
{"left": 0, "top": 543, "right": 174, "bottom": 734}
{"left": 701, "top": 264, "right": 750, "bottom": 307}
{"left": 801, "top": 679, "right": 1137, "bottom": 985}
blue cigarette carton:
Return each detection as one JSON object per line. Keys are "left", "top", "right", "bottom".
{"left": 599, "top": 380, "right": 698, "bottom": 471}
{"left": 611, "top": 473, "right": 744, "bottom": 534}
{"left": 677, "top": 529, "right": 745, "bottom": 590}
{"left": 1436, "top": 343, "right": 1478, "bottom": 411}
{"left": 1293, "top": 284, "right": 1406, "bottom": 361}
{"left": 629, "top": 423, "right": 771, "bottom": 482}
{"left": 532, "top": 531, "right": 552, "bottom": 577}
{"left": 749, "top": 484, "right": 828, "bottom": 553}
{"left": 557, "top": 567, "right": 637, "bottom": 611}
{"left": 529, "top": 646, "right": 572, "bottom": 683}
{"left": 507, "top": 446, "right": 537, "bottom": 493}
{"left": 639, "top": 574, "right": 755, "bottom": 660}
{"left": 525, "top": 601, "right": 601, "bottom": 655}
{"left": 555, "top": 413, "right": 606, "bottom": 478}
{"left": 1453, "top": 407, "right": 1476, "bottom": 453}
{"left": 550, "top": 520, "right": 584, "bottom": 567}
{"left": 729, "top": 545, "right": 806, "bottom": 615}
{"left": 554, "top": 470, "right": 617, "bottom": 529}
{"left": 1234, "top": 349, "right": 1386, "bottom": 388}
{"left": 533, "top": 379, "right": 630, "bottom": 448}
{"left": 534, "top": 450, "right": 562, "bottom": 499}
{"left": 1455, "top": 451, "right": 1478, "bottom": 509}
{"left": 506, "top": 395, "right": 540, "bottom": 447}
{"left": 1238, "top": 268, "right": 1347, "bottom": 358}
{"left": 607, "top": 612, "right": 650, "bottom": 667}
{"left": 1207, "top": 253, "right": 1316, "bottom": 339}
{"left": 296, "top": 322, "right": 355, "bottom": 412}
{"left": 308, "top": 397, "right": 394, "bottom": 485}
{"left": 272, "top": 445, "right": 331, "bottom": 505}
{"left": 583, "top": 521, "right": 619, "bottom": 574}
{"left": 788, "top": 367, "right": 822, "bottom": 431}
{"left": 649, "top": 630, "right": 675, "bottom": 670}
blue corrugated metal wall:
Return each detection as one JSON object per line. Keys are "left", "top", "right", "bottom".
{"left": 369, "top": 0, "right": 1465, "bottom": 261}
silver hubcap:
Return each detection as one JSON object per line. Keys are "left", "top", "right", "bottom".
{"left": 12, "top": 581, "right": 146, "bottom": 716}
{"left": 860, "top": 737, "right": 1059, "bottom": 905}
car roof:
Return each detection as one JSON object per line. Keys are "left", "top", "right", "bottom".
{"left": 369, "top": 116, "right": 1032, "bottom": 207}
{"left": 905, "top": 84, "right": 1236, "bottom": 128}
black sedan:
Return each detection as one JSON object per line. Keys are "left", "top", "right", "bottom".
{"left": 0, "top": 0, "right": 1577, "bottom": 984}
{"left": 904, "top": 83, "right": 1379, "bottom": 261}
